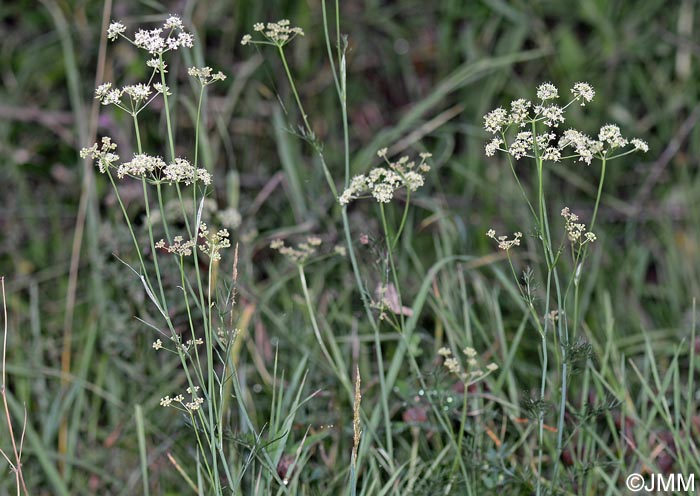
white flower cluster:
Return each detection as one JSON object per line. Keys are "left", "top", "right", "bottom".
{"left": 160, "top": 386, "right": 205, "bottom": 413}
{"left": 163, "top": 157, "right": 212, "bottom": 185}
{"left": 241, "top": 19, "right": 304, "bottom": 47}
{"left": 437, "top": 346, "right": 499, "bottom": 384}
{"left": 107, "top": 15, "right": 193, "bottom": 54}
{"left": 79, "top": 137, "right": 119, "bottom": 173}
{"left": 486, "top": 229, "right": 522, "bottom": 251}
{"left": 117, "top": 153, "right": 165, "bottom": 179}
{"left": 187, "top": 66, "right": 227, "bottom": 86}
{"left": 94, "top": 82, "right": 170, "bottom": 112}
{"left": 483, "top": 82, "right": 648, "bottom": 164}
{"left": 270, "top": 236, "right": 322, "bottom": 265}
{"left": 155, "top": 235, "right": 196, "bottom": 256}
{"left": 561, "top": 207, "right": 596, "bottom": 245}
{"left": 198, "top": 223, "right": 230, "bottom": 261}
{"left": 339, "top": 149, "right": 431, "bottom": 205}
{"left": 81, "top": 140, "right": 212, "bottom": 186}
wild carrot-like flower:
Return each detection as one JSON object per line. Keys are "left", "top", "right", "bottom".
{"left": 486, "top": 229, "right": 522, "bottom": 251}
{"left": 80, "top": 137, "right": 119, "bottom": 173}
{"left": 198, "top": 223, "right": 230, "bottom": 261}
{"left": 339, "top": 150, "right": 431, "bottom": 205}
{"left": 485, "top": 137, "right": 503, "bottom": 157}
{"left": 536, "top": 82, "right": 559, "bottom": 100}
{"left": 483, "top": 82, "right": 648, "bottom": 163}
{"left": 188, "top": 66, "right": 227, "bottom": 86}
{"left": 163, "top": 158, "right": 212, "bottom": 185}
{"left": 155, "top": 236, "right": 196, "bottom": 256}
{"left": 117, "top": 153, "right": 165, "bottom": 179}
{"left": 107, "top": 15, "right": 193, "bottom": 54}
{"left": 571, "top": 82, "right": 595, "bottom": 105}
{"left": 484, "top": 107, "right": 509, "bottom": 134}
{"left": 270, "top": 236, "right": 324, "bottom": 265}
{"left": 510, "top": 99, "right": 531, "bottom": 126}
{"left": 160, "top": 389, "right": 204, "bottom": 413}
{"left": 241, "top": 19, "right": 304, "bottom": 47}
{"left": 437, "top": 346, "right": 498, "bottom": 384}
{"left": 561, "top": 208, "right": 596, "bottom": 246}
{"left": 107, "top": 21, "right": 126, "bottom": 41}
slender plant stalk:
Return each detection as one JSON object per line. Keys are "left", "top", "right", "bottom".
{"left": 272, "top": 14, "right": 396, "bottom": 458}
{"left": 1, "top": 277, "right": 29, "bottom": 495}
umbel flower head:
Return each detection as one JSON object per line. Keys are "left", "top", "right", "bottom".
{"left": 107, "top": 15, "right": 194, "bottom": 54}
{"left": 80, "top": 139, "right": 212, "bottom": 186}
{"left": 486, "top": 229, "right": 522, "bottom": 251}
{"left": 437, "top": 346, "right": 499, "bottom": 385}
{"left": 198, "top": 223, "right": 231, "bottom": 261}
{"left": 561, "top": 207, "right": 597, "bottom": 246}
{"left": 482, "top": 82, "right": 648, "bottom": 165}
{"left": 241, "top": 19, "right": 304, "bottom": 47}
{"left": 339, "top": 149, "right": 431, "bottom": 205}
{"left": 188, "top": 66, "right": 227, "bottom": 86}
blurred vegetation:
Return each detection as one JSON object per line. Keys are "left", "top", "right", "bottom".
{"left": 1, "top": 0, "right": 699, "bottom": 494}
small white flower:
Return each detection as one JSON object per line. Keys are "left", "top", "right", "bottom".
{"left": 542, "top": 147, "right": 561, "bottom": 162}
{"left": 631, "top": 138, "right": 649, "bottom": 152}
{"left": 508, "top": 131, "right": 533, "bottom": 160}
{"left": 123, "top": 83, "right": 152, "bottom": 102}
{"left": 571, "top": 82, "right": 595, "bottom": 105}
{"left": 100, "top": 88, "right": 123, "bottom": 106}
{"left": 537, "top": 82, "right": 559, "bottom": 100}
{"left": 487, "top": 230, "right": 522, "bottom": 251}
{"left": 95, "top": 83, "right": 112, "bottom": 99}
{"left": 134, "top": 28, "right": 166, "bottom": 54}
{"left": 177, "top": 32, "right": 194, "bottom": 48}
{"left": 484, "top": 107, "right": 508, "bottom": 134}
{"left": 243, "top": 19, "right": 304, "bottom": 46}
{"left": 598, "top": 124, "right": 628, "bottom": 149}
{"left": 372, "top": 182, "right": 394, "bottom": 203}
{"left": 539, "top": 104, "right": 565, "bottom": 127}
{"left": 404, "top": 171, "right": 424, "bottom": 191}
{"left": 485, "top": 137, "right": 503, "bottom": 157}
{"left": 463, "top": 347, "right": 477, "bottom": 358}
{"left": 107, "top": 21, "right": 126, "bottom": 41}
{"left": 509, "top": 98, "right": 531, "bottom": 126}
{"left": 117, "top": 153, "right": 165, "bottom": 179}
{"left": 153, "top": 83, "right": 171, "bottom": 96}
{"left": 163, "top": 15, "right": 184, "bottom": 30}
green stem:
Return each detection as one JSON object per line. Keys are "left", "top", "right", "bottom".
{"left": 392, "top": 189, "right": 411, "bottom": 251}
{"left": 298, "top": 265, "right": 352, "bottom": 394}
{"left": 194, "top": 85, "right": 205, "bottom": 168}
{"left": 276, "top": 46, "right": 338, "bottom": 198}
{"left": 159, "top": 55, "right": 176, "bottom": 161}
{"left": 205, "top": 259, "right": 220, "bottom": 491}
{"left": 448, "top": 386, "right": 469, "bottom": 484}
{"left": 590, "top": 156, "right": 606, "bottom": 233}
{"left": 131, "top": 113, "right": 170, "bottom": 310}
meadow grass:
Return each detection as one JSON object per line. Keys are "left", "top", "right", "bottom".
{"left": 1, "top": 1, "right": 699, "bottom": 494}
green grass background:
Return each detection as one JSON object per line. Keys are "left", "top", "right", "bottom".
{"left": 1, "top": 0, "right": 699, "bottom": 494}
